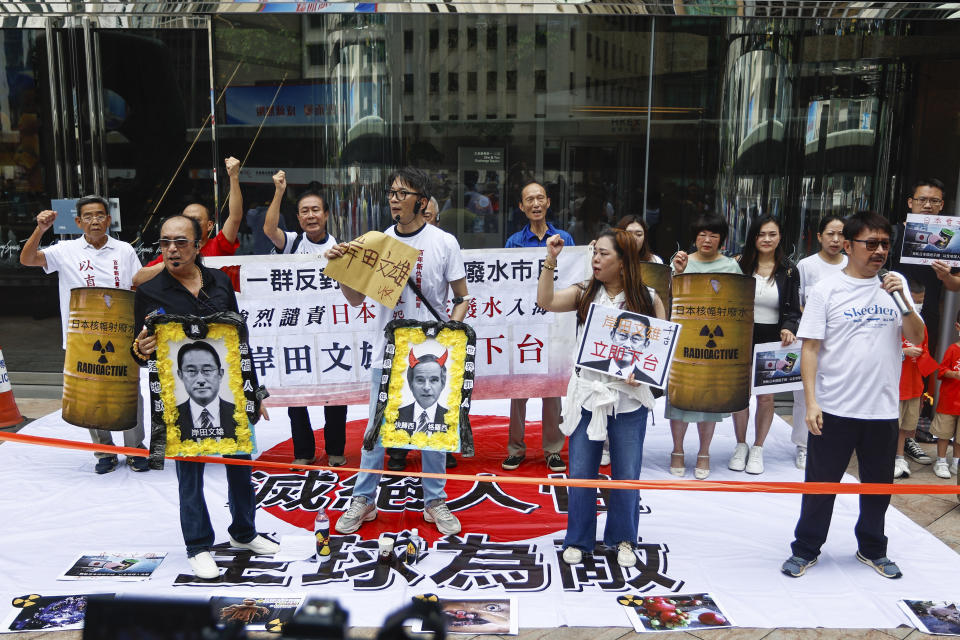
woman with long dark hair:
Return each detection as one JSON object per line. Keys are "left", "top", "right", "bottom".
{"left": 615, "top": 215, "right": 662, "bottom": 263}
{"left": 730, "top": 215, "right": 801, "bottom": 474}
{"left": 537, "top": 229, "right": 666, "bottom": 568}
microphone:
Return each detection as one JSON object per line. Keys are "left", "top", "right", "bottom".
{"left": 877, "top": 268, "right": 912, "bottom": 315}
{"left": 171, "top": 261, "right": 181, "bottom": 267}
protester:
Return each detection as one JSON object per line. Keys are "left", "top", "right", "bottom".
{"left": 615, "top": 215, "right": 662, "bottom": 264}
{"left": 326, "top": 167, "right": 469, "bottom": 536}
{"left": 19, "top": 195, "right": 148, "bottom": 473}
{"left": 263, "top": 170, "right": 347, "bottom": 468}
{"left": 730, "top": 216, "right": 800, "bottom": 475}
{"left": 931, "top": 309, "right": 960, "bottom": 479}
{"left": 782, "top": 211, "right": 924, "bottom": 580}
{"left": 537, "top": 228, "right": 665, "bottom": 567}
{"left": 668, "top": 214, "right": 742, "bottom": 479}
{"left": 131, "top": 215, "right": 278, "bottom": 579}
{"left": 792, "top": 215, "right": 847, "bottom": 468}
{"left": 423, "top": 197, "right": 440, "bottom": 226}
{"left": 132, "top": 157, "right": 244, "bottom": 286}
{"left": 502, "top": 181, "right": 572, "bottom": 473}
{"left": 894, "top": 281, "right": 936, "bottom": 479}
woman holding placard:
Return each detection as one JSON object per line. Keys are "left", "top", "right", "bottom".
{"left": 538, "top": 229, "right": 666, "bottom": 568}
{"left": 730, "top": 216, "right": 801, "bottom": 475}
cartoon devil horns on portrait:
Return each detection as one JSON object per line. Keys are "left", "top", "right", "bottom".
{"left": 408, "top": 348, "right": 449, "bottom": 368}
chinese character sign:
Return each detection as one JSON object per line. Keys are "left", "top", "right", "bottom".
{"left": 575, "top": 303, "right": 681, "bottom": 390}
{"left": 900, "top": 213, "right": 960, "bottom": 266}
{"left": 751, "top": 340, "right": 803, "bottom": 394}
{"left": 323, "top": 231, "right": 421, "bottom": 308}
{"left": 668, "top": 273, "right": 755, "bottom": 413}
{"left": 145, "top": 312, "right": 263, "bottom": 464}
{"left": 365, "top": 320, "right": 477, "bottom": 455}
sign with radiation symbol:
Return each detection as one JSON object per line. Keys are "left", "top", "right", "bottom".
{"left": 11, "top": 595, "right": 41, "bottom": 608}
{"left": 617, "top": 594, "right": 645, "bottom": 608}
{"left": 414, "top": 594, "right": 440, "bottom": 603}
{"left": 315, "top": 530, "right": 331, "bottom": 557}
{"left": 266, "top": 618, "right": 284, "bottom": 633}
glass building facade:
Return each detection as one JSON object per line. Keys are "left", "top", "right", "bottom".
{"left": 2, "top": 1, "right": 960, "bottom": 370}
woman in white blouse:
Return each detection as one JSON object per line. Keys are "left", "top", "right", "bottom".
{"left": 730, "top": 216, "right": 801, "bottom": 475}
{"left": 537, "top": 229, "right": 666, "bottom": 568}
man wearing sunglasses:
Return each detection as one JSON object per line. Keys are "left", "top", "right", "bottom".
{"left": 783, "top": 211, "right": 925, "bottom": 580}
{"left": 325, "top": 167, "right": 469, "bottom": 537}
{"left": 20, "top": 194, "right": 148, "bottom": 473}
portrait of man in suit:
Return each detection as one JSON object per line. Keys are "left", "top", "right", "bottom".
{"left": 397, "top": 349, "right": 449, "bottom": 435}
{"left": 176, "top": 340, "right": 237, "bottom": 440}
{"left": 579, "top": 311, "right": 658, "bottom": 386}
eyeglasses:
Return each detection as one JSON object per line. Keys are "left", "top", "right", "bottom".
{"left": 911, "top": 196, "right": 944, "bottom": 206}
{"left": 181, "top": 366, "right": 218, "bottom": 377}
{"left": 80, "top": 213, "right": 107, "bottom": 222}
{"left": 850, "top": 238, "right": 890, "bottom": 251}
{"left": 523, "top": 195, "right": 547, "bottom": 204}
{"left": 386, "top": 189, "right": 422, "bottom": 201}
{"left": 159, "top": 238, "right": 192, "bottom": 249}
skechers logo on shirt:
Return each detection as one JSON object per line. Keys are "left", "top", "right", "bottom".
{"left": 842, "top": 303, "right": 897, "bottom": 321}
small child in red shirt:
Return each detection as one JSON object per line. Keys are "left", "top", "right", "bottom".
{"left": 932, "top": 308, "right": 960, "bottom": 479}
{"left": 894, "top": 282, "right": 938, "bottom": 478}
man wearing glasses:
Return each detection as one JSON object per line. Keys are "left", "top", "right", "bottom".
{"left": 20, "top": 195, "right": 148, "bottom": 474}
{"left": 501, "top": 182, "right": 571, "bottom": 473}
{"left": 782, "top": 211, "right": 925, "bottom": 580}
{"left": 325, "top": 167, "right": 469, "bottom": 536}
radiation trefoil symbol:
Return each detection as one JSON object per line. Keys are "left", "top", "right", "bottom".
{"left": 699, "top": 325, "right": 724, "bottom": 349}
{"left": 92, "top": 340, "right": 114, "bottom": 364}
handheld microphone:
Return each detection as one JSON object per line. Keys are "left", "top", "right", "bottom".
{"left": 877, "top": 268, "right": 912, "bottom": 315}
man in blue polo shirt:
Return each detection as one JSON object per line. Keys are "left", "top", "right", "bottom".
{"left": 503, "top": 181, "right": 573, "bottom": 472}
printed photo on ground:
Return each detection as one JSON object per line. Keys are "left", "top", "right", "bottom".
{"left": 411, "top": 597, "right": 517, "bottom": 635}
{"left": 210, "top": 596, "right": 303, "bottom": 632}
{"left": 620, "top": 593, "right": 732, "bottom": 633}
{"left": 899, "top": 599, "right": 960, "bottom": 635}
{"left": 3, "top": 594, "right": 112, "bottom": 632}
{"left": 59, "top": 552, "right": 166, "bottom": 581}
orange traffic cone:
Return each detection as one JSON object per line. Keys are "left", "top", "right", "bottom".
{"left": 0, "top": 346, "right": 24, "bottom": 428}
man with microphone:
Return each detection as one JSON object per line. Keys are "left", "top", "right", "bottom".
{"left": 782, "top": 211, "right": 924, "bottom": 580}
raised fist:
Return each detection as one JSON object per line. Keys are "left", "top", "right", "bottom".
{"left": 225, "top": 156, "right": 240, "bottom": 178}
{"left": 36, "top": 210, "right": 57, "bottom": 231}
{"left": 273, "top": 170, "right": 286, "bottom": 191}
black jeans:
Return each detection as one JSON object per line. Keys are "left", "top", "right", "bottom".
{"left": 790, "top": 412, "right": 897, "bottom": 561}
{"left": 288, "top": 405, "right": 347, "bottom": 460}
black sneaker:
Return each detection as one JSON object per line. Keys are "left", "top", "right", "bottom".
{"left": 904, "top": 438, "right": 932, "bottom": 464}
{"left": 95, "top": 456, "right": 119, "bottom": 474}
{"left": 127, "top": 456, "right": 150, "bottom": 472}
{"left": 501, "top": 455, "right": 525, "bottom": 471}
{"left": 445, "top": 453, "right": 457, "bottom": 469}
{"left": 545, "top": 453, "right": 566, "bottom": 472}
{"left": 915, "top": 429, "right": 936, "bottom": 444}
{"left": 387, "top": 450, "right": 408, "bottom": 471}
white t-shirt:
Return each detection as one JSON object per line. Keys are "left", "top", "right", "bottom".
{"left": 797, "top": 270, "right": 909, "bottom": 419}
{"left": 275, "top": 230, "right": 337, "bottom": 255}
{"left": 797, "top": 253, "right": 847, "bottom": 307}
{"left": 42, "top": 235, "right": 142, "bottom": 348}
{"left": 371, "top": 223, "right": 466, "bottom": 361}
{"left": 754, "top": 274, "right": 780, "bottom": 324}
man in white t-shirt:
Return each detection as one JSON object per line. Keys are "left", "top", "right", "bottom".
{"left": 19, "top": 195, "right": 147, "bottom": 474}
{"left": 782, "top": 211, "right": 925, "bottom": 580}
{"left": 263, "top": 170, "right": 347, "bottom": 469}
{"left": 791, "top": 215, "right": 847, "bottom": 469}
{"left": 324, "top": 167, "right": 469, "bottom": 537}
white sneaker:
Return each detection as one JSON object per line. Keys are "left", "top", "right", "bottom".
{"left": 933, "top": 459, "right": 951, "bottom": 479}
{"left": 229, "top": 535, "right": 279, "bottom": 555}
{"left": 795, "top": 446, "right": 807, "bottom": 470}
{"left": 424, "top": 500, "right": 461, "bottom": 535}
{"left": 616, "top": 541, "right": 636, "bottom": 568}
{"left": 562, "top": 546, "right": 582, "bottom": 564}
{"left": 600, "top": 451, "right": 611, "bottom": 466}
{"left": 335, "top": 497, "right": 377, "bottom": 534}
{"left": 745, "top": 446, "right": 764, "bottom": 474}
{"left": 728, "top": 442, "right": 749, "bottom": 471}
{"left": 187, "top": 551, "right": 219, "bottom": 579}
{"left": 893, "top": 457, "right": 910, "bottom": 479}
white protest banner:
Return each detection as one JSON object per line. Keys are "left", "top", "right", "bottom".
{"left": 900, "top": 213, "right": 960, "bottom": 267}
{"left": 574, "top": 303, "right": 681, "bottom": 389}
{"left": 750, "top": 340, "right": 803, "bottom": 394}
{"left": 206, "top": 247, "right": 589, "bottom": 406}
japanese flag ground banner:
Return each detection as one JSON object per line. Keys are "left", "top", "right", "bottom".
{"left": 574, "top": 303, "right": 681, "bottom": 389}
{"left": 900, "top": 213, "right": 960, "bottom": 266}
{"left": 366, "top": 320, "right": 476, "bottom": 455}
{"left": 206, "top": 247, "right": 589, "bottom": 407}
{"left": 145, "top": 311, "right": 266, "bottom": 467}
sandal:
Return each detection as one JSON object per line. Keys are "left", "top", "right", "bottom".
{"left": 670, "top": 452, "right": 685, "bottom": 477}
{"left": 694, "top": 454, "right": 710, "bottom": 480}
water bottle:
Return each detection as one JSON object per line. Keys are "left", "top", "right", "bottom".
{"left": 315, "top": 509, "right": 330, "bottom": 561}
{"left": 405, "top": 528, "right": 423, "bottom": 564}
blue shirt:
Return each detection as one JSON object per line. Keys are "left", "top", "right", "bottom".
{"left": 505, "top": 222, "right": 575, "bottom": 248}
